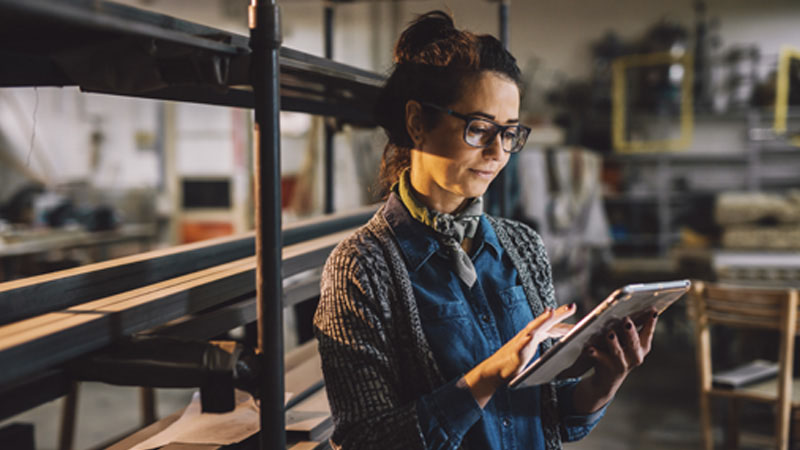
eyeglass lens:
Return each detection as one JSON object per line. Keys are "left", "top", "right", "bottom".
{"left": 465, "top": 118, "right": 528, "bottom": 152}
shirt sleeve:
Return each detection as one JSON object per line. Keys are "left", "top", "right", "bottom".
{"left": 555, "top": 380, "right": 609, "bottom": 442}
{"left": 415, "top": 376, "right": 483, "bottom": 448}
{"left": 315, "top": 248, "right": 482, "bottom": 449}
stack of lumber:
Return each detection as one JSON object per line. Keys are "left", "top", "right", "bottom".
{"left": 285, "top": 340, "right": 332, "bottom": 449}
{"left": 0, "top": 206, "right": 379, "bottom": 447}
{"left": 106, "top": 339, "right": 332, "bottom": 450}
{"left": 0, "top": 229, "right": 353, "bottom": 389}
{"left": 715, "top": 191, "right": 800, "bottom": 250}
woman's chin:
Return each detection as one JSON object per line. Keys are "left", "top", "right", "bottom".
{"left": 460, "top": 183, "right": 491, "bottom": 200}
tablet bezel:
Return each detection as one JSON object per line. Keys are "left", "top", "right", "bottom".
{"left": 509, "top": 279, "right": 691, "bottom": 389}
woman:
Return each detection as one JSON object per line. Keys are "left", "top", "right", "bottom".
{"left": 314, "top": 11, "right": 657, "bottom": 450}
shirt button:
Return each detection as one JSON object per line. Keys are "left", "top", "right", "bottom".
{"left": 503, "top": 418, "right": 511, "bottom": 427}
{"left": 481, "top": 314, "right": 490, "bottom": 323}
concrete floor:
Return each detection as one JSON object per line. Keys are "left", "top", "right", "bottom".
{"left": 1, "top": 322, "right": 778, "bottom": 450}
{"left": 564, "top": 327, "right": 705, "bottom": 450}
{"left": 2, "top": 385, "right": 195, "bottom": 450}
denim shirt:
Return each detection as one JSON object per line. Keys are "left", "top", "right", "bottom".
{"left": 383, "top": 193, "right": 606, "bottom": 449}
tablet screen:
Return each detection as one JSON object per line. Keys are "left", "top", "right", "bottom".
{"left": 509, "top": 279, "right": 691, "bottom": 388}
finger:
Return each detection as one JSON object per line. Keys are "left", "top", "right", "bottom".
{"left": 509, "top": 330, "right": 534, "bottom": 353}
{"left": 619, "top": 317, "right": 644, "bottom": 366}
{"left": 585, "top": 346, "right": 615, "bottom": 371}
{"left": 539, "top": 303, "right": 577, "bottom": 332}
{"left": 547, "top": 323, "right": 574, "bottom": 338}
{"left": 518, "top": 309, "right": 554, "bottom": 338}
{"left": 638, "top": 309, "right": 659, "bottom": 353}
{"left": 604, "top": 330, "right": 628, "bottom": 373}
{"left": 536, "top": 304, "right": 577, "bottom": 340}
{"left": 549, "top": 303, "right": 577, "bottom": 325}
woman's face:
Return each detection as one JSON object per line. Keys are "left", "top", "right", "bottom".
{"left": 408, "top": 71, "right": 520, "bottom": 214}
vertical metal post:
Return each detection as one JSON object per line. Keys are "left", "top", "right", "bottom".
{"left": 324, "top": 2, "right": 335, "bottom": 213}
{"left": 249, "top": 1, "right": 285, "bottom": 449}
{"left": 499, "top": 0, "right": 509, "bottom": 50}
{"left": 656, "top": 155, "right": 671, "bottom": 256}
{"left": 497, "top": 0, "right": 511, "bottom": 217}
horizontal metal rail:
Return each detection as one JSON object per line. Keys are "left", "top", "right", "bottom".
{"left": 0, "top": 228, "right": 354, "bottom": 386}
{"left": 0, "top": 205, "right": 377, "bottom": 325}
{"left": 0, "top": 0, "right": 384, "bottom": 123}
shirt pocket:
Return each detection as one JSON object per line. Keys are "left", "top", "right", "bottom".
{"left": 418, "top": 300, "right": 471, "bottom": 324}
{"left": 498, "top": 285, "right": 535, "bottom": 330}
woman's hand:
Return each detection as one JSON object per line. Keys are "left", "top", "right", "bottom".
{"left": 573, "top": 309, "right": 659, "bottom": 414}
{"left": 464, "top": 303, "right": 576, "bottom": 408}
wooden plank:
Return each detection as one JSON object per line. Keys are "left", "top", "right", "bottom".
{"left": 0, "top": 232, "right": 255, "bottom": 325}
{"left": 0, "top": 205, "right": 375, "bottom": 325}
{"left": 285, "top": 353, "right": 323, "bottom": 400}
{"left": 288, "top": 441, "right": 329, "bottom": 450}
{"left": 705, "top": 312, "right": 782, "bottom": 330}
{"left": 0, "top": 229, "right": 346, "bottom": 342}
{"left": 0, "top": 260, "right": 256, "bottom": 385}
{"left": 142, "top": 270, "right": 320, "bottom": 341}
{"left": 281, "top": 230, "right": 353, "bottom": 278}
{"left": 0, "top": 229, "right": 351, "bottom": 385}
{"left": 705, "top": 299, "right": 780, "bottom": 318}
{"left": 0, "top": 258, "right": 254, "bottom": 341}
{"left": 285, "top": 388, "right": 331, "bottom": 442}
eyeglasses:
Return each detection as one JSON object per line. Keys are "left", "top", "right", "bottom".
{"left": 422, "top": 102, "right": 530, "bottom": 153}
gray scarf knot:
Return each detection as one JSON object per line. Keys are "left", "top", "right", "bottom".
{"left": 394, "top": 169, "right": 483, "bottom": 288}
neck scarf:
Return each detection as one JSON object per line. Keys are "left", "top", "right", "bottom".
{"left": 394, "top": 169, "right": 483, "bottom": 288}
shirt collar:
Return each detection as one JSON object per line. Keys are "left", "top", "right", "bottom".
{"left": 478, "top": 214, "right": 502, "bottom": 257}
{"left": 383, "top": 192, "right": 440, "bottom": 271}
{"left": 384, "top": 192, "right": 501, "bottom": 271}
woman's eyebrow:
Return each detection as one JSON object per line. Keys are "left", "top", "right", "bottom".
{"left": 467, "top": 111, "right": 519, "bottom": 124}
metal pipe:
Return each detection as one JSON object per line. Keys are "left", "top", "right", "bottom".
{"left": 324, "top": 2, "right": 335, "bottom": 213}
{"left": 324, "top": 3, "right": 334, "bottom": 60}
{"left": 248, "top": 1, "right": 284, "bottom": 449}
{"left": 497, "top": 0, "right": 510, "bottom": 217}
{"left": 499, "top": 0, "right": 509, "bottom": 50}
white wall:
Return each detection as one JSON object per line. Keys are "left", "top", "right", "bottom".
{"left": 3, "top": 0, "right": 798, "bottom": 206}
{"left": 392, "top": 0, "right": 799, "bottom": 82}
{"left": 0, "top": 88, "right": 159, "bottom": 190}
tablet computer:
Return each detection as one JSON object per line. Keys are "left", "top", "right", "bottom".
{"left": 509, "top": 279, "right": 691, "bottom": 389}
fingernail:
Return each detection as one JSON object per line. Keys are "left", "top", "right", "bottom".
{"left": 625, "top": 322, "right": 632, "bottom": 330}
{"left": 570, "top": 303, "right": 576, "bottom": 309}
{"left": 608, "top": 332, "right": 615, "bottom": 340}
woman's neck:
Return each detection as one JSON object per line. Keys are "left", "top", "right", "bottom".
{"left": 408, "top": 172, "right": 468, "bottom": 215}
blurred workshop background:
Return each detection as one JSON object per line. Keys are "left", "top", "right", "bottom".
{"left": 0, "top": 0, "right": 799, "bottom": 449}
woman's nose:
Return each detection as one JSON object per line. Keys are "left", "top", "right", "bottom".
{"left": 482, "top": 132, "right": 505, "bottom": 159}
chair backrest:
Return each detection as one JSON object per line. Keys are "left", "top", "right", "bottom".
{"left": 690, "top": 280, "right": 800, "bottom": 450}
{"left": 692, "top": 281, "right": 800, "bottom": 332}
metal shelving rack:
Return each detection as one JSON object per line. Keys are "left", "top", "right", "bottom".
{"left": 0, "top": 1, "right": 384, "bottom": 449}
{"left": 604, "top": 109, "right": 800, "bottom": 257}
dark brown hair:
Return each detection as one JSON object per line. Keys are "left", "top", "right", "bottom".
{"left": 374, "top": 10, "right": 523, "bottom": 196}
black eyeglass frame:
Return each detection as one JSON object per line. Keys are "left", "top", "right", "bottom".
{"left": 421, "top": 102, "right": 531, "bottom": 153}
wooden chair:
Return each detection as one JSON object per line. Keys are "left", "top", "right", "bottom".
{"left": 690, "top": 281, "right": 800, "bottom": 450}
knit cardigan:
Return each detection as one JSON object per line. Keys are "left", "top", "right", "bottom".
{"left": 314, "top": 205, "right": 564, "bottom": 450}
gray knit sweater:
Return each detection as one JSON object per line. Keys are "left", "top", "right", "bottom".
{"left": 314, "top": 205, "right": 564, "bottom": 450}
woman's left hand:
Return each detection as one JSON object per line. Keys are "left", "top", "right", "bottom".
{"left": 573, "top": 309, "right": 658, "bottom": 414}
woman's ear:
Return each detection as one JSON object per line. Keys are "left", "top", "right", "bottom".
{"left": 405, "top": 100, "right": 425, "bottom": 149}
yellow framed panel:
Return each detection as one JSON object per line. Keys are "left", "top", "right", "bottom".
{"left": 774, "top": 46, "right": 800, "bottom": 147}
{"left": 612, "top": 52, "right": 694, "bottom": 153}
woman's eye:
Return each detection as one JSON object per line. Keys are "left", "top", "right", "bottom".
{"left": 468, "top": 123, "right": 494, "bottom": 135}
{"left": 504, "top": 128, "right": 520, "bottom": 140}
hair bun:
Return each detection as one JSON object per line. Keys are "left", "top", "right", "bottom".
{"left": 393, "top": 10, "right": 477, "bottom": 68}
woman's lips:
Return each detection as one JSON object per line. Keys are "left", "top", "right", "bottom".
{"left": 470, "top": 168, "right": 495, "bottom": 179}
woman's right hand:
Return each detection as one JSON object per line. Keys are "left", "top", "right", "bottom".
{"left": 463, "top": 303, "right": 576, "bottom": 407}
